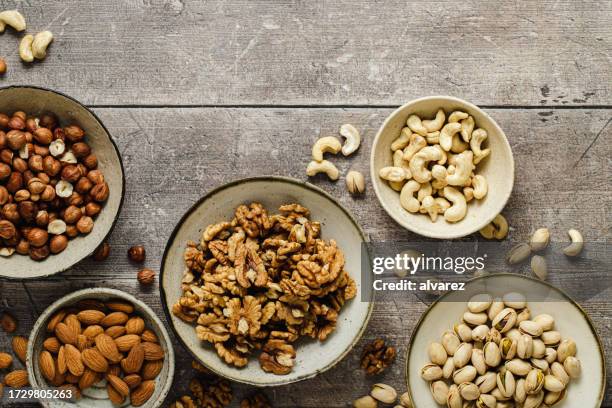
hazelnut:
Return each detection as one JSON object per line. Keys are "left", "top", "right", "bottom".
{"left": 87, "top": 170, "right": 105, "bottom": 185}
{"left": 61, "top": 165, "right": 81, "bottom": 183}
{"left": 39, "top": 113, "right": 57, "bottom": 129}
{"left": 85, "top": 202, "right": 101, "bottom": 217}
{"left": 33, "top": 144, "right": 49, "bottom": 157}
{"left": 137, "top": 268, "right": 155, "bottom": 285}
{"left": 27, "top": 227, "right": 48, "bottom": 247}
{"left": 6, "top": 172, "right": 23, "bottom": 193}
{"left": 2, "top": 204, "right": 20, "bottom": 223}
{"left": 8, "top": 116, "right": 25, "bottom": 130}
{"left": 0, "top": 114, "right": 8, "bottom": 128}
{"left": 0, "top": 131, "right": 5, "bottom": 148}
{"left": 40, "top": 185, "right": 56, "bottom": 202}
{"left": 71, "top": 142, "right": 91, "bottom": 158}
{"left": 29, "top": 245, "right": 50, "bottom": 261}
{"left": 63, "top": 125, "right": 85, "bottom": 142}
{"left": 55, "top": 180, "right": 73, "bottom": 198}
{"left": 75, "top": 177, "right": 93, "bottom": 194}
{"left": 53, "top": 127, "right": 64, "bottom": 141}
{"left": 0, "top": 186, "right": 9, "bottom": 205}
{"left": 28, "top": 154, "right": 44, "bottom": 172}
{"left": 12, "top": 157, "right": 28, "bottom": 173}
{"left": 63, "top": 205, "right": 82, "bottom": 224}
{"left": 49, "top": 139, "right": 65, "bottom": 157}
{"left": 59, "top": 151, "right": 77, "bottom": 164}
{"left": 49, "top": 235, "right": 68, "bottom": 254}
{"left": 43, "top": 156, "right": 61, "bottom": 176}
{"left": 90, "top": 182, "right": 110, "bottom": 202}
{"left": 92, "top": 242, "right": 110, "bottom": 261}
{"left": 48, "top": 219, "right": 67, "bottom": 235}
{"left": 14, "top": 189, "right": 30, "bottom": 202}
{"left": 82, "top": 154, "right": 98, "bottom": 169}
{"left": 37, "top": 172, "right": 50, "bottom": 184}
{"left": 36, "top": 210, "right": 50, "bottom": 227}
{"left": 128, "top": 245, "right": 146, "bottom": 263}
{"left": 0, "top": 162, "right": 11, "bottom": 179}
{"left": 0, "top": 58, "right": 6, "bottom": 75}
{"left": 0, "top": 220, "right": 16, "bottom": 239}
{"left": 24, "top": 132, "right": 33, "bottom": 143}
{"left": 76, "top": 216, "right": 94, "bottom": 234}
{"left": 65, "top": 224, "right": 78, "bottom": 238}
{"left": 18, "top": 201, "right": 37, "bottom": 223}
{"left": 16, "top": 239, "right": 29, "bottom": 255}
{"left": 6, "top": 130, "right": 26, "bottom": 150}
{"left": 1, "top": 149, "right": 13, "bottom": 164}
{"left": 25, "top": 118, "right": 38, "bottom": 133}
{"left": 27, "top": 177, "right": 46, "bottom": 194}
{"left": 22, "top": 170, "right": 34, "bottom": 184}
{"left": 33, "top": 127, "right": 53, "bottom": 145}
{"left": 66, "top": 191, "right": 83, "bottom": 206}
{"left": 13, "top": 112, "right": 26, "bottom": 121}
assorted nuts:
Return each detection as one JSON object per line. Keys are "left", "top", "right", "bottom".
{"left": 420, "top": 293, "right": 581, "bottom": 408}
{"left": 0, "top": 111, "right": 109, "bottom": 261}
{"left": 381, "top": 109, "right": 490, "bottom": 222}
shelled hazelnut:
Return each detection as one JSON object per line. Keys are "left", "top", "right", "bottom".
{"left": 137, "top": 268, "right": 155, "bottom": 285}
{"left": 128, "top": 245, "right": 146, "bottom": 263}
{"left": 0, "top": 111, "right": 110, "bottom": 261}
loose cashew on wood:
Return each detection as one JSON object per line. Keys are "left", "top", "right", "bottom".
{"left": 439, "top": 122, "right": 462, "bottom": 151}
{"left": 402, "top": 133, "right": 427, "bottom": 161}
{"left": 471, "top": 174, "right": 488, "bottom": 199}
{"left": 409, "top": 146, "right": 444, "bottom": 183}
{"left": 479, "top": 214, "right": 509, "bottom": 239}
{"left": 391, "top": 127, "right": 412, "bottom": 151}
{"left": 306, "top": 160, "right": 339, "bottom": 180}
{"left": 339, "top": 124, "right": 361, "bottom": 156}
{"left": 400, "top": 180, "right": 421, "bottom": 213}
{"left": 442, "top": 186, "right": 467, "bottom": 222}
{"left": 312, "top": 136, "right": 342, "bottom": 162}
{"left": 446, "top": 151, "right": 474, "bottom": 186}
{"left": 379, "top": 166, "right": 409, "bottom": 182}
{"left": 563, "top": 229, "right": 584, "bottom": 257}
{"left": 0, "top": 10, "right": 26, "bottom": 32}
{"left": 422, "top": 109, "right": 446, "bottom": 132}
{"left": 470, "top": 128, "right": 491, "bottom": 164}
{"left": 32, "top": 31, "right": 53, "bottom": 59}
{"left": 407, "top": 115, "right": 428, "bottom": 136}
{"left": 460, "top": 116, "right": 475, "bottom": 142}
{"left": 19, "top": 34, "right": 34, "bottom": 62}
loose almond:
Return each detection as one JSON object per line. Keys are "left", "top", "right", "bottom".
{"left": 39, "top": 350, "right": 56, "bottom": 382}
{"left": 123, "top": 373, "right": 142, "bottom": 389}
{"left": 125, "top": 317, "right": 145, "bottom": 335}
{"left": 105, "top": 325, "right": 127, "bottom": 339}
{"left": 95, "top": 333, "right": 123, "bottom": 363}
{"left": 64, "top": 344, "right": 84, "bottom": 376}
{"left": 46, "top": 310, "right": 67, "bottom": 332}
{"left": 43, "top": 336, "right": 61, "bottom": 353}
{"left": 142, "top": 341, "right": 164, "bottom": 361}
{"left": 77, "top": 310, "right": 106, "bottom": 325}
{"left": 55, "top": 322, "right": 77, "bottom": 345}
{"left": 4, "top": 370, "right": 29, "bottom": 387}
{"left": 0, "top": 352, "right": 13, "bottom": 369}
{"left": 131, "top": 380, "right": 155, "bottom": 407}
{"left": 107, "top": 383, "right": 125, "bottom": 405}
{"left": 82, "top": 348, "right": 109, "bottom": 373}
{"left": 141, "top": 360, "right": 163, "bottom": 380}
{"left": 115, "top": 334, "right": 141, "bottom": 352}
{"left": 11, "top": 336, "right": 27, "bottom": 363}
{"left": 107, "top": 374, "right": 129, "bottom": 397}
{"left": 78, "top": 368, "right": 99, "bottom": 390}
{"left": 121, "top": 343, "right": 144, "bottom": 374}
{"left": 105, "top": 300, "right": 134, "bottom": 314}
{"left": 101, "top": 312, "right": 129, "bottom": 327}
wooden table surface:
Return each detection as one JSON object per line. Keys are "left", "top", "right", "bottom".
{"left": 0, "top": 1, "right": 610, "bottom": 407}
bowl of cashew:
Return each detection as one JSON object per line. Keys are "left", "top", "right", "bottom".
{"left": 370, "top": 96, "right": 514, "bottom": 239}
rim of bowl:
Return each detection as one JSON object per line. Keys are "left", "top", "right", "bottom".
{"left": 403, "top": 273, "right": 607, "bottom": 407}
{"left": 370, "top": 95, "right": 515, "bottom": 239}
{"left": 159, "top": 175, "right": 374, "bottom": 386}
{"left": 0, "top": 85, "right": 126, "bottom": 280}
{"left": 26, "top": 287, "right": 175, "bottom": 408}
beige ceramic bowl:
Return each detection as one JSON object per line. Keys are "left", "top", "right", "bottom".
{"left": 160, "top": 176, "right": 373, "bottom": 386}
{"left": 370, "top": 96, "right": 514, "bottom": 239}
{"left": 27, "top": 288, "right": 175, "bottom": 408}
{"left": 0, "top": 86, "right": 124, "bottom": 279}
{"left": 406, "top": 274, "right": 606, "bottom": 408}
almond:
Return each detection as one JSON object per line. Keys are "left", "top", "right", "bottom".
{"left": 65, "top": 373, "right": 80, "bottom": 384}
{"left": 4, "top": 370, "right": 29, "bottom": 387}
{"left": 125, "top": 317, "right": 145, "bottom": 335}
{"left": 105, "top": 300, "right": 134, "bottom": 314}
{"left": 57, "top": 346, "right": 67, "bottom": 375}
{"left": 107, "top": 374, "right": 129, "bottom": 397}
{"left": 11, "top": 336, "right": 27, "bottom": 363}
{"left": 141, "top": 360, "right": 163, "bottom": 380}
{"left": 39, "top": 350, "right": 56, "bottom": 382}
{"left": 77, "top": 309, "right": 106, "bottom": 325}
{"left": 0, "top": 352, "right": 13, "bottom": 369}
{"left": 142, "top": 341, "right": 164, "bottom": 361}
{"left": 76, "top": 334, "right": 91, "bottom": 351}
{"left": 64, "top": 344, "right": 84, "bottom": 376}
{"left": 131, "top": 380, "right": 155, "bottom": 407}
{"left": 46, "top": 310, "right": 67, "bottom": 332}
{"left": 78, "top": 368, "right": 99, "bottom": 390}
{"left": 141, "top": 329, "right": 158, "bottom": 343}
{"left": 0, "top": 312, "right": 17, "bottom": 333}
{"left": 123, "top": 373, "right": 142, "bottom": 389}
{"left": 115, "top": 334, "right": 141, "bottom": 352}
{"left": 82, "top": 325, "right": 104, "bottom": 339}
{"left": 64, "top": 314, "right": 82, "bottom": 336}
{"left": 55, "top": 322, "right": 77, "bottom": 345}
{"left": 120, "top": 343, "right": 144, "bottom": 374}
{"left": 82, "top": 348, "right": 109, "bottom": 373}
{"left": 101, "top": 312, "right": 129, "bottom": 327}
{"left": 107, "top": 364, "right": 121, "bottom": 377}
{"left": 43, "top": 336, "right": 61, "bottom": 353}
{"left": 95, "top": 333, "right": 122, "bottom": 363}
{"left": 49, "top": 368, "right": 66, "bottom": 387}
{"left": 107, "top": 383, "right": 125, "bottom": 405}
{"left": 105, "top": 325, "right": 126, "bottom": 339}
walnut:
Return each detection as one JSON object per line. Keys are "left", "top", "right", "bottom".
{"left": 190, "top": 378, "right": 233, "bottom": 408}
{"left": 202, "top": 221, "right": 232, "bottom": 243}
{"left": 360, "top": 338, "right": 397, "bottom": 375}
{"left": 192, "top": 360, "right": 213, "bottom": 375}
{"left": 235, "top": 244, "right": 267, "bottom": 288}
{"left": 215, "top": 342, "right": 248, "bottom": 368}
{"left": 196, "top": 314, "right": 230, "bottom": 343}
{"left": 240, "top": 392, "right": 271, "bottom": 408}
{"left": 235, "top": 203, "right": 271, "bottom": 238}
{"left": 278, "top": 203, "right": 310, "bottom": 217}
{"left": 226, "top": 296, "right": 262, "bottom": 337}
{"left": 259, "top": 340, "right": 295, "bottom": 375}
{"left": 170, "top": 396, "right": 197, "bottom": 408}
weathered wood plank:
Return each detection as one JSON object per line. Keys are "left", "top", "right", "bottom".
{"left": 0, "top": 1, "right": 610, "bottom": 106}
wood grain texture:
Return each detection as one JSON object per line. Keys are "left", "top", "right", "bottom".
{"left": 1, "top": 108, "right": 609, "bottom": 406}
{"left": 0, "top": 1, "right": 610, "bottom": 106}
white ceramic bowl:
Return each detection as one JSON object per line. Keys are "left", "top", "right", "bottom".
{"left": 27, "top": 288, "right": 175, "bottom": 408}
{"left": 0, "top": 86, "right": 125, "bottom": 279}
{"left": 406, "top": 274, "right": 606, "bottom": 407}
{"left": 160, "top": 176, "right": 373, "bottom": 386}
{"left": 370, "top": 96, "right": 514, "bottom": 239}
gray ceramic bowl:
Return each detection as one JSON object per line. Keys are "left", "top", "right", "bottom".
{"left": 27, "top": 288, "right": 175, "bottom": 408}
{"left": 0, "top": 86, "right": 124, "bottom": 279}
{"left": 160, "top": 176, "right": 373, "bottom": 386}
{"left": 406, "top": 274, "right": 606, "bottom": 408}
{"left": 370, "top": 96, "right": 514, "bottom": 239}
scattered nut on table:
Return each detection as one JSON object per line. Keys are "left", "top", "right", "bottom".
{"left": 0, "top": 10, "right": 26, "bottom": 32}
{"left": 306, "top": 159, "right": 339, "bottom": 180}
{"left": 530, "top": 228, "right": 550, "bottom": 252}
{"left": 480, "top": 214, "right": 509, "bottom": 240}
{"left": 339, "top": 124, "right": 361, "bottom": 156}
{"left": 19, "top": 30, "right": 54, "bottom": 62}
{"left": 563, "top": 228, "right": 584, "bottom": 257}
{"left": 360, "top": 338, "right": 396, "bottom": 375}
{"left": 346, "top": 170, "right": 366, "bottom": 195}
{"left": 381, "top": 109, "right": 490, "bottom": 222}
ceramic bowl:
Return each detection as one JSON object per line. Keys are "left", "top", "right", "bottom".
{"left": 0, "top": 86, "right": 124, "bottom": 279}
{"left": 370, "top": 96, "right": 514, "bottom": 239}
{"left": 27, "top": 288, "right": 175, "bottom": 408}
{"left": 406, "top": 273, "right": 606, "bottom": 407}
{"left": 160, "top": 176, "right": 373, "bottom": 386}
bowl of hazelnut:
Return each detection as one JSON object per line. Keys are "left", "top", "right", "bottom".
{"left": 0, "top": 86, "right": 124, "bottom": 278}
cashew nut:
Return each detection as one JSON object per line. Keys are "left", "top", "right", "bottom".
{"left": 435, "top": 197, "right": 451, "bottom": 212}
{"left": 306, "top": 160, "right": 339, "bottom": 180}
{"left": 402, "top": 133, "right": 427, "bottom": 161}
{"left": 422, "top": 109, "right": 446, "bottom": 132}
{"left": 391, "top": 127, "right": 412, "bottom": 151}
{"left": 463, "top": 187, "right": 474, "bottom": 202}
{"left": 443, "top": 186, "right": 467, "bottom": 222}
{"left": 448, "top": 111, "right": 469, "bottom": 123}
{"left": 388, "top": 180, "right": 405, "bottom": 192}
{"left": 409, "top": 146, "right": 444, "bottom": 183}
{"left": 421, "top": 195, "right": 443, "bottom": 222}
{"left": 446, "top": 151, "right": 474, "bottom": 186}
{"left": 460, "top": 116, "right": 474, "bottom": 142}
{"left": 451, "top": 133, "right": 469, "bottom": 153}
{"left": 563, "top": 229, "right": 584, "bottom": 257}
{"left": 470, "top": 128, "right": 491, "bottom": 164}
{"left": 426, "top": 131, "right": 440, "bottom": 145}
{"left": 312, "top": 136, "right": 341, "bottom": 162}
{"left": 32, "top": 31, "right": 53, "bottom": 60}
{"left": 400, "top": 180, "right": 421, "bottom": 213}
{"left": 432, "top": 144, "right": 447, "bottom": 165}
{"left": 19, "top": 34, "right": 34, "bottom": 63}
{"left": 417, "top": 181, "right": 432, "bottom": 202}
{"left": 439, "top": 122, "right": 462, "bottom": 151}
{"left": 431, "top": 165, "right": 448, "bottom": 190}
{"left": 0, "top": 10, "right": 26, "bottom": 32}
{"left": 479, "top": 214, "right": 508, "bottom": 240}
{"left": 471, "top": 175, "right": 488, "bottom": 199}
{"left": 407, "top": 115, "right": 428, "bottom": 136}
{"left": 379, "top": 166, "right": 409, "bottom": 182}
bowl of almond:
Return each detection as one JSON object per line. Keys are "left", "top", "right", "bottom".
{"left": 26, "top": 288, "right": 175, "bottom": 408}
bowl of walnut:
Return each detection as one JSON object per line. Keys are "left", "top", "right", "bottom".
{"left": 370, "top": 96, "right": 514, "bottom": 239}
{"left": 160, "top": 176, "right": 373, "bottom": 386}
{"left": 0, "top": 86, "right": 124, "bottom": 278}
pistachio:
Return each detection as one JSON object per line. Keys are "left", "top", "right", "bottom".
{"left": 428, "top": 342, "right": 448, "bottom": 365}
{"left": 502, "top": 292, "right": 526, "bottom": 309}
{"left": 543, "top": 389, "right": 566, "bottom": 406}
{"left": 454, "top": 323, "right": 473, "bottom": 343}
{"left": 446, "top": 385, "right": 462, "bottom": 408}
{"left": 544, "top": 374, "right": 566, "bottom": 392}
{"left": 517, "top": 334, "right": 533, "bottom": 359}
{"left": 471, "top": 349, "right": 486, "bottom": 375}
{"left": 530, "top": 255, "right": 548, "bottom": 280}
{"left": 453, "top": 342, "right": 473, "bottom": 368}
{"left": 476, "top": 393, "right": 496, "bottom": 408}
{"left": 544, "top": 347, "right": 557, "bottom": 364}
{"left": 471, "top": 325, "right": 489, "bottom": 342}
{"left": 487, "top": 299, "right": 504, "bottom": 321}
{"left": 441, "top": 330, "right": 461, "bottom": 355}
{"left": 458, "top": 382, "right": 480, "bottom": 401}
{"left": 506, "top": 243, "right": 531, "bottom": 264}
{"left": 530, "top": 358, "right": 549, "bottom": 372}
{"left": 556, "top": 338, "right": 576, "bottom": 363}
{"left": 550, "top": 362, "right": 570, "bottom": 385}
{"left": 429, "top": 381, "right": 448, "bottom": 405}
{"left": 529, "top": 228, "right": 550, "bottom": 251}
{"left": 563, "top": 356, "right": 581, "bottom": 378}
{"left": 467, "top": 294, "right": 493, "bottom": 313}
{"left": 516, "top": 308, "right": 531, "bottom": 324}
{"left": 541, "top": 330, "right": 561, "bottom": 347}
{"left": 346, "top": 170, "right": 366, "bottom": 195}
{"left": 496, "top": 366, "right": 516, "bottom": 397}
{"left": 506, "top": 328, "right": 522, "bottom": 343}
{"left": 523, "top": 391, "right": 544, "bottom": 408}
{"left": 533, "top": 314, "right": 555, "bottom": 331}
{"left": 492, "top": 308, "right": 517, "bottom": 333}
{"left": 532, "top": 339, "right": 546, "bottom": 359}
{"left": 483, "top": 341, "right": 501, "bottom": 367}
{"left": 486, "top": 328, "right": 501, "bottom": 345}
{"left": 399, "top": 392, "right": 413, "bottom": 408}
{"left": 514, "top": 378, "right": 527, "bottom": 403}
{"left": 420, "top": 363, "right": 443, "bottom": 381}
{"left": 500, "top": 338, "right": 517, "bottom": 360}
{"left": 463, "top": 312, "right": 488, "bottom": 327}
{"left": 353, "top": 395, "right": 377, "bottom": 408}
{"left": 525, "top": 368, "right": 545, "bottom": 394}
{"left": 453, "top": 365, "right": 477, "bottom": 384}
{"left": 505, "top": 358, "right": 532, "bottom": 376}
{"left": 442, "top": 356, "right": 455, "bottom": 379}
{"left": 370, "top": 383, "right": 397, "bottom": 404}
{"left": 475, "top": 372, "right": 496, "bottom": 394}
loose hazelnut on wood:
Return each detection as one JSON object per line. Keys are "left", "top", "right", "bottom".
{"left": 128, "top": 245, "right": 146, "bottom": 263}
{"left": 92, "top": 242, "right": 110, "bottom": 261}
{"left": 0, "top": 58, "right": 6, "bottom": 75}
{"left": 137, "top": 268, "right": 155, "bottom": 285}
